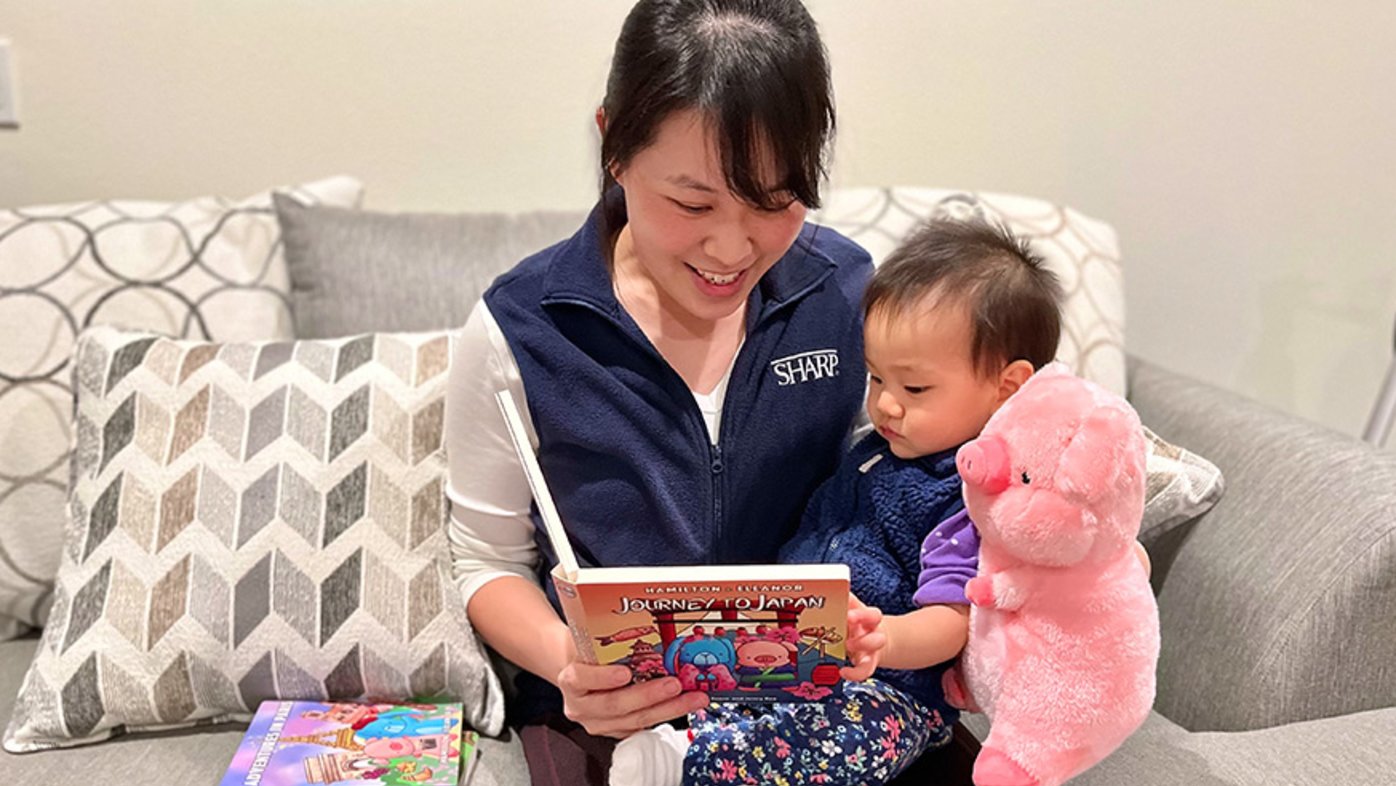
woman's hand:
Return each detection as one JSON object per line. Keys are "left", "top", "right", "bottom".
{"left": 556, "top": 659, "right": 710, "bottom": 739}
{"left": 468, "top": 582, "right": 708, "bottom": 738}
{"left": 840, "top": 593, "right": 887, "bottom": 682}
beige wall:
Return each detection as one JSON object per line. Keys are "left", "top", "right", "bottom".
{"left": 2, "top": 1, "right": 1394, "bottom": 437}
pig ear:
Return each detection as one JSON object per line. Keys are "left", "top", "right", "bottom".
{"left": 1059, "top": 406, "right": 1139, "bottom": 503}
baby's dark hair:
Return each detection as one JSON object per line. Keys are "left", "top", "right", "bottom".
{"left": 862, "top": 218, "right": 1063, "bottom": 376}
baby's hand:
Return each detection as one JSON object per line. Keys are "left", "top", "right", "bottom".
{"left": 840, "top": 593, "right": 886, "bottom": 682}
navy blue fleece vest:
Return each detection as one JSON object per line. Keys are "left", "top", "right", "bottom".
{"left": 484, "top": 200, "right": 871, "bottom": 602}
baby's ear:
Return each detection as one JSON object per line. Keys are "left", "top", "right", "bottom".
{"left": 1059, "top": 406, "right": 1137, "bottom": 504}
{"left": 995, "top": 360, "right": 1035, "bottom": 405}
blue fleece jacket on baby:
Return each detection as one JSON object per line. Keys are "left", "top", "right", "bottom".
{"left": 780, "top": 432, "right": 979, "bottom": 718}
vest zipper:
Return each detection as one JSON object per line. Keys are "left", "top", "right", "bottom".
{"left": 711, "top": 328, "right": 756, "bottom": 562}
{"left": 547, "top": 297, "right": 751, "bottom": 564}
{"left": 709, "top": 442, "right": 724, "bottom": 562}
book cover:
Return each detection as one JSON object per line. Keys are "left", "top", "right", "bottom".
{"left": 555, "top": 563, "right": 850, "bottom": 702}
{"left": 219, "top": 700, "right": 467, "bottom": 786}
{"left": 495, "top": 389, "right": 851, "bottom": 703}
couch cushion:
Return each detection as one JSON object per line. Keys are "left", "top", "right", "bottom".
{"left": 0, "top": 638, "right": 531, "bottom": 784}
{"left": 813, "top": 187, "right": 1126, "bottom": 397}
{"left": 274, "top": 197, "right": 585, "bottom": 338}
{"left": 965, "top": 707, "right": 1396, "bottom": 785}
{"left": 3, "top": 326, "right": 503, "bottom": 751}
{"left": 0, "top": 177, "right": 364, "bottom": 641}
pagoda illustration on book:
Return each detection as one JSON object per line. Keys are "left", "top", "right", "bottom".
{"left": 219, "top": 700, "right": 477, "bottom": 786}
{"left": 496, "top": 391, "right": 850, "bottom": 702}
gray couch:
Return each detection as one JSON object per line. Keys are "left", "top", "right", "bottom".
{"left": 3, "top": 205, "right": 1394, "bottom": 785}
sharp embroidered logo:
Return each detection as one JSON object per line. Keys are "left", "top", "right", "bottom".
{"left": 770, "top": 349, "right": 840, "bottom": 386}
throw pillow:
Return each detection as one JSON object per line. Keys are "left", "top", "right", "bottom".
{"left": 3, "top": 326, "right": 503, "bottom": 752}
{"left": 813, "top": 187, "right": 1127, "bottom": 397}
{"left": 274, "top": 196, "right": 585, "bottom": 338}
{"left": 0, "top": 177, "right": 364, "bottom": 641}
{"left": 1141, "top": 425, "right": 1226, "bottom": 544}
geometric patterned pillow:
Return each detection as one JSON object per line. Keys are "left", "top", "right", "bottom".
{"left": 3, "top": 326, "right": 504, "bottom": 752}
{"left": 1140, "top": 425, "right": 1226, "bottom": 545}
{"left": 813, "top": 187, "right": 1127, "bottom": 397}
{"left": 0, "top": 176, "right": 364, "bottom": 641}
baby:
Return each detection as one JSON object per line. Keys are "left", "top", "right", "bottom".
{"left": 610, "top": 217, "right": 1063, "bottom": 786}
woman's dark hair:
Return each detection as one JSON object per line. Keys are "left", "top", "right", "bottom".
{"left": 863, "top": 218, "right": 1064, "bottom": 375}
{"left": 600, "top": 0, "right": 835, "bottom": 240}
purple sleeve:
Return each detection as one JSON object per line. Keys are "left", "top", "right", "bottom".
{"left": 911, "top": 508, "right": 980, "bottom": 607}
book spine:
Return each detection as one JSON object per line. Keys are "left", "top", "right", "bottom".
{"left": 552, "top": 573, "right": 600, "bottom": 665}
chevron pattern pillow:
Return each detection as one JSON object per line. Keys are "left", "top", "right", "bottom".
{"left": 0, "top": 176, "right": 363, "bottom": 641}
{"left": 3, "top": 326, "right": 504, "bottom": 752}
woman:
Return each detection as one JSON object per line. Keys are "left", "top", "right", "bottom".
{"left": 444, "top": 1, "right": 899, "bottom": 782}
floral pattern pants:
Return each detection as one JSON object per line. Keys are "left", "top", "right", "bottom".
{"left": 683, "top": 679, "right": 952, "bottom": 786}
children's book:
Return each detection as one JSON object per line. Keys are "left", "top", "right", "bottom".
{"left": 496, "top": 391, "right": 850, "bottom": 703}
{"left": 219, "top": 700, "right": 475, "bottom": 786}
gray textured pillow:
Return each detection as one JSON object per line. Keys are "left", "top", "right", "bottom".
{"left": 3, "top": 326, "right": 503, "bottom": 752}
{"left": 274, "top": 196, "right": 586, "bottom": 338}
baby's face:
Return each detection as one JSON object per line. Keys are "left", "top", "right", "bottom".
{"left": 864, "top": 301, "right": 1004, "bottom": 459}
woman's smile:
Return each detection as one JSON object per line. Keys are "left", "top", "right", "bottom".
{"left": 686, "top": 263, "right": 749, "bottom": 296}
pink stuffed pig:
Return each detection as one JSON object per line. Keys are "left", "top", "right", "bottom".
{"left": 943, "top": 363, "right": 1159, "bottom": 786}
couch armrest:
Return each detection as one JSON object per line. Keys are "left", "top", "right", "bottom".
{"left": 1125, "top": 357, "right": 1396, "bottom": 732}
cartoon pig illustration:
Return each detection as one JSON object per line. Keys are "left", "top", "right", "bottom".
{"left": 361, "top": 733, "right": 458, "bottom": 766}
{"left": 943, "top": 363, "right": 1159, "bottom": 786}
{"left": 734, "top": 633, "right": 797, "bottom": 690}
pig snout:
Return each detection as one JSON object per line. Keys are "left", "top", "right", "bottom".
{"left": 958, "top": 435, "right": 1011, "bottom": 494}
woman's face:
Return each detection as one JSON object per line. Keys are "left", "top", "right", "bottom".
{"left": 612, "top": 109, "right": 808, "bottom": 324}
